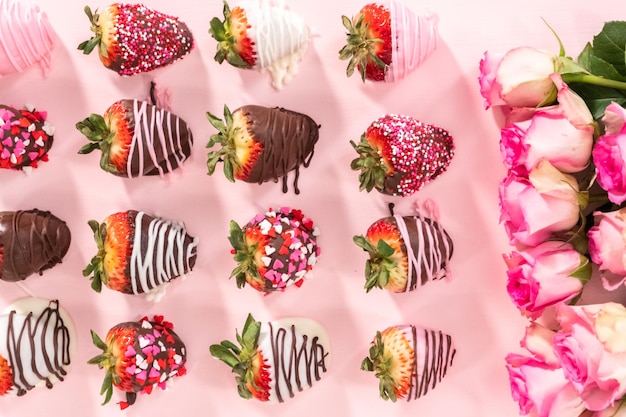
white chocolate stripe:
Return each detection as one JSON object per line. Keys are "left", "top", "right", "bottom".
{"left": 129, "top": 212, "right": 198, "bottom": 294}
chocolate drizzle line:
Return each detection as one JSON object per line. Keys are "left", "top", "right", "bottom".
{"left": 240, "top": 105, "right": 319, "bottom": 194}
{"left": 268, "top": 322, "right": 328, "bottom": 403}
{"left": 407, "top": 326, "right": 456, "bottom": 401}
{"left": 5, "top": 300, "right": 71, "bottom": 396}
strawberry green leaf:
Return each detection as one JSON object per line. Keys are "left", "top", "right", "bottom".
{"left": 210, "top": 344, "right": 240, "bottom": 367}
{"left": 376, "top": 240, "right": 395, "bottom": 257}
{"left": 90, "top": 330, "right": 107, "bottom": 350}
{"left": 241, "top": 313, "right": 260, "bottom": 349}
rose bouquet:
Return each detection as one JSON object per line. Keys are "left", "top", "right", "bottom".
{"left": 480, "top": 21, "right": 626, "bottom": 416}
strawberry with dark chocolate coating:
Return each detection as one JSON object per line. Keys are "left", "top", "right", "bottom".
{"left": 0, "top": 209, "right": 71, "bottom": 282}
{"left": 0, "top": 105, "right": 54, "bottom": 171}
{"left": 83, "top": 210, "right": 198, "bottom": 301}
{"left": 76, "top": 98, "right": 193, "bottom": 178}
{"left": 206, "top": 104, "right": 319, "bottom": 194}
{"left": 88, "top": 315, "right": 187, "bottom": 409}
{"left": 353, "top": 203, "right": 453, "bottom": 293}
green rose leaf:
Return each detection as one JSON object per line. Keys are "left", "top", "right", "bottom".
{"left": 586, "top": 21, "right": 626, "bottom": 77}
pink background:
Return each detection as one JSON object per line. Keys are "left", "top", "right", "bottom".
{"left": 0, "top": 0, "right": 621, "bottom": 416}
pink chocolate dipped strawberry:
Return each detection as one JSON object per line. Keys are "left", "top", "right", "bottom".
{"left": 0, "top": 0, "right": 55, "bottom": 77}
{"left": 361, "top": 324, "right": 456, "bottom": 401}
{"left": 88, "top": 315, "right": 187, "bottom": 409}
{"left": 228, "top": 207, "right": 320, "bottom": 293}
{"left": 339, "top": 1, "right": 438, "bottom": 83}
{"left": 351, "top": 114, "right": 454, "bottom": 197}
{"left": 210, "top": 313, "right": 330, "bottom": 403}
{"left": 0, "top": 104, "right": 54, "bottom": 171}
{"left": 78, "top": 3, "right": 194, "bottom": 76}
{"left": 209, "top": 0, "right": 311, "bottom": 89}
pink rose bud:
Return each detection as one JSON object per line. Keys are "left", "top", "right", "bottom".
{"left": 499, "top": 160, "right": 581, "bottom": 247}
{"left": 479, "top": 47, "right": 557, "bottom": 109}
{"left": 504, "top": 240, "right": 588, "bottom": 318}
{"left": 588, "top": 208, "right": 626, "bottom": 277}
{"left": 592, "top": 102, "right": 626, "bottom": 205}
{"left": 554, "top": 303, "right": 626, "bottom": 411}
{"left": 505, "top": 352, "right": 585, "bottom": 417}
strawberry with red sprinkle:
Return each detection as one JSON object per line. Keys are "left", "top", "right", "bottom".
{"left": 88, "top": 315, "right": 187, "bottom": 408}
{"left": 0, "top": 104, "right": 54, "bottom": 172}
{"left": 228, "top": 207, "right": 321, "bottom": 294}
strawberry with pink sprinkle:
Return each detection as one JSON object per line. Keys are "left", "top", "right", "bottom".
{"left": 228, "top": 207, "right": 321, "bottom": 294}
{"left": 351, "top": 114, "right": 455, "bottom": 197}
{"left": 0, "top": 104, "right": 54, "bottom": 172}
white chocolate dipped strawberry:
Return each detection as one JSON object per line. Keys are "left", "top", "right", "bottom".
{"left": 209, "top": 0, "right": 311, "bottom": 90}
{"left": 339, "top": 0, "right": 438, "bottom": 83}
{"left": 0, "top": 298, "right": 76, "bottom": 397}
{"left": 0, "top": 0, "right": 55, "bottom": 77}
{"left": 361, "top": 324, "right": 456, "bottom": 401}
{"left": 211, "top": 313, "right": 330, "bottom": 403}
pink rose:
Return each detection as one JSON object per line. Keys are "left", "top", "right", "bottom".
{"left": 592, "top": 102, "right": 626, "bottom": 205}
{"left": 499, "top": 160, "right": 581, "bottom": 247}
{"left": 500, "top": 75, "right": 594, "bottom": 173}
{"left": 554, "top": 303, "right": 626, "bottom": 411}
{"left": 504, "top": 241, "right": 588, "bottom": 318}
{"left": 500, "top": 105, "right": 593, "bottom": 173}
{"left": 479, "top": 47, "right": 557, "bottom": 109}
{"left": 588, "top": 208, "right": 626, "bottom": 278}
{"left": 521, "top": 322, "right": 560, "bottom": 366}
{"left": 505, "top": 353, "right": 585, "bottom": 417}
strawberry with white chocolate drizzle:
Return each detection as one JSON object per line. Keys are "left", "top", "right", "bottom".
{"left": 83, "top": 210, "right": 199, "bottom": 301}
{"left": 228, "top": 207, "right": 320, "bottom": 294}
{"left": 0, "top": 104, "right": 54, "bottom": 171}
{"left": 210, "top": 313, "right": 330, "bottom": 403}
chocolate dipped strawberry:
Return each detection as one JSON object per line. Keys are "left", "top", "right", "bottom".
{"left": 78, "top": 3, "right": 193, "bottom": 75}
{"left": 228, "top": 207, "right": 320, "bottom": 293}
{"left": 0, "top": 0, "right": 55, "bottom": 77}
{"left": 351, "top": 114, "right": 454, "bottom": 196}
{"left": 0, "top": 104, "right": 54, "bottom": 171}
{"left": 339, "top": 1, "right": 438, "bottom": 82}
{"left": 209, "top": 0, "right": 311, "bottom": 89}
{"left": 210, "top": 313, "right": 330, "bottom": 403}
{"left": 353, "top": 203, "right": 453, "bottom": 293}
{"left": 206, "top": 104, "right": 319, "bottom": 194}
{"left": 88, "top": 315, "right": 186, "bottom": 409}
{"left": 83, "top": 210, "right": 198, "bottom": 301}
{"left": 361, "top": 324, "right": 456, "bottom": 401}
{"left": 0, "top": 209, "right": 71, "bottom": 282}
{"left": 76, "top": 97, "right": 193, "bottom": 178}
{"left": 0, "top": 298, "right": 76, "bottom": 397}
